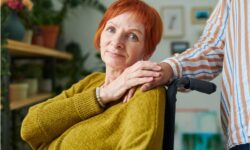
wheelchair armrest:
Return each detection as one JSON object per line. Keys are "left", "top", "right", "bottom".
{"left": 175, "top": 77, "right": 217, "bottom": 94}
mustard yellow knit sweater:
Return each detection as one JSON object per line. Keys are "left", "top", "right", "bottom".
{"left": 21, "top": 72, "right": 166, "bottom": 150}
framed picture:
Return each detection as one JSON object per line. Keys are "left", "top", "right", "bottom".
{"left": 171, "top": 41, "right": 189, "bottom": 55}
{"left": 191, "top": 7, "right": 212, "bottom": 24}
{"left": 161, "top": 6, "right": 184, "bottom": 38}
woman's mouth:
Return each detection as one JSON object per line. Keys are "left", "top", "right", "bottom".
{"left": 106, "top": 51, "right": 124, "bottom": 57}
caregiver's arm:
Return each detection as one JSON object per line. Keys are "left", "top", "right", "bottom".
{"left": 142, "top": 0, "right": 228, "bottom": 91}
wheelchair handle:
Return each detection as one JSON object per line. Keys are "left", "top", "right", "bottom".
{"left": 176, "top": 77, "right": 217, "bottom": 94}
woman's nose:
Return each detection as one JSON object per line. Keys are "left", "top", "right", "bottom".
{"left": 111, "top": 33, "right": 124, "bottom": 49}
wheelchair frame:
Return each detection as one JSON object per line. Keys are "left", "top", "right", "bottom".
{"left": 162, "top": 77, "right": 217, "bottom": 150}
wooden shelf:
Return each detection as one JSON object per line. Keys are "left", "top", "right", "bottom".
{"left": 10, "top": 93, "right": 53, "bottom": 110}
{"left": 3, "top": 40, "right": 73, "bottom": 60}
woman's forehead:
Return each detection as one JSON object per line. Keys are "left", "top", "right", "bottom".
{"left": 106, "top": 12, "right": 145, "bottom": 31}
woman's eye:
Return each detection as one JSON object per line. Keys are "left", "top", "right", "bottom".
{"left": 128, "top": 33, "right": 139, "bottom": 41}
{"left": 106, "top": 26, "right": 116, "bottom": 33}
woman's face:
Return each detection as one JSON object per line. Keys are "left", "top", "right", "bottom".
{"left": 100, "top": 12, "right": 146, "bottom": 70}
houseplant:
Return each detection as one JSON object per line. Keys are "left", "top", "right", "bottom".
{"left": 1, "top": 0, "right": 33, "bottom": 41}
{"left": 11, "top": 62, "right": 43, "bottom": 96}
{"left": 30, "top": 0, "right": 106, "bottom": 48}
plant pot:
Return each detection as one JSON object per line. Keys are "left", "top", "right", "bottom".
{"left": 9, "top": 83, "right": 28, "bottom": 101}
{"left": 39, "top": 79, "right": 52, "bottom": 93}
{"left": 22, "top": 29, "right": 33, "bottom": 44}
{"left": 2, "top": 12, "right": 25, "bottom": 41}
{"left": 32, "top": 27, "right": 44, "bottom": 46}
{"left": 39, "top": 25, "right": 60, "bottom": 49}
{"left": 23, "top": 78, "right": 38, "bottom": 96}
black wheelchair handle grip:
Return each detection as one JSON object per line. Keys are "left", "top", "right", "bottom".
{"left": 176, "top": 77, "right": 217, "bottom": 94}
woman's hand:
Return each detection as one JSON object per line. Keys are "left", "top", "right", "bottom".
{"left": 99, "top": 61, "right": 162, "bottom": 104}
{"left": 124, "top": 62, "right": 174, "bottom": 103}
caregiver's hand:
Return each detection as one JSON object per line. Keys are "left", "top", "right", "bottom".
{"left": 99, "top": 61, "right": 161, "bottom": 104}
{"left": 141, "top": 62, "right": 174, "bottom": 91}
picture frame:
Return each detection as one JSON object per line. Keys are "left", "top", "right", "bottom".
{"left": 161, "top": 6, "right": 184, "bottom": 38}
{"left": 191, "top": 7, "right": 212, "bottom": 24}
{"left": 171, "top": 41, "right": 189, "bottom": 55}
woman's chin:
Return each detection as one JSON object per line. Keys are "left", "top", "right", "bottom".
{"left": 105, "top": 60, "right": 126, "bottom": 70}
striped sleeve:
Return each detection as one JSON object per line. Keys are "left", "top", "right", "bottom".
{"left": 163, "top": 0, "right": 228, "bottom": 80}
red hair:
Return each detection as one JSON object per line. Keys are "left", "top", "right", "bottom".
{"left": 93, "top": 0, "right": 163, "bottom": 57}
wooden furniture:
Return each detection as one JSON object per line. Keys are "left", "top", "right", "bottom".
{"left": 5, "top": 39, "right": 72, "bottom": 59}
{"left": 1, "top": 40, "right": 73, "bottom": 150}
{"left": 10, "top": 93, "right": 53, "bottom": 110}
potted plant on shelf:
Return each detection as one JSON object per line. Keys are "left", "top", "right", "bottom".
{"left": 23, "top": 63, "right": 43, "bottom": 96}
{"left": 12, "top": 62, "right": 43, "bottom": 96}
{"left": 30, "top": 0, "right": 106, "bottom": 49}
{"left": 1, "top": 0, "right": 33, "bottom": 42}
{"left": 30, "top": 0, "right": 60, "bottom": 48}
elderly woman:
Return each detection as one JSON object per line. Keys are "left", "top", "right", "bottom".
{"left": 21, "top": 0, "right": 165, "bottom": 149}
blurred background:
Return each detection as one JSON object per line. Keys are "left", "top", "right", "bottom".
{"left": 1, "top": 0, "right": 223, "bottom": 149}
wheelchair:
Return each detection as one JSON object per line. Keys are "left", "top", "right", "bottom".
{"left": 162, "top": 77, "right": 217, "bottom": 150}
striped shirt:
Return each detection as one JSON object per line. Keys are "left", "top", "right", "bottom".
{"left": 164, "top": 0, "right": 250, "bottom": 149}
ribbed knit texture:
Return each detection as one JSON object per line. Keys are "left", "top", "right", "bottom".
{"left": 21, "top": 72, "right": 166, "bottom": 150}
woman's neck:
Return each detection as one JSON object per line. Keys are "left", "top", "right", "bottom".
{"left": 104, "top": 67, "right": 124, "bottom": 86}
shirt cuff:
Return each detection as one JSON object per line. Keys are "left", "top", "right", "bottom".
{"left": 162, "top": 56, "right": 182, "bottom": 79}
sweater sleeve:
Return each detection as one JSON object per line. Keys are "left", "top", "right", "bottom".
{"left": 21, "top": 73, "right": 104, "bottom": 150}
{"left": 163, "top": 0, "right": 229, "bottom": 80}
{"left": 118, "top": 87, "right": 166, "bottom": 150}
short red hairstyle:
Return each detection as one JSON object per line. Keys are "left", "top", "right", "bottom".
{"left": 94, "top": 0, "right": 163, "bottom": 57}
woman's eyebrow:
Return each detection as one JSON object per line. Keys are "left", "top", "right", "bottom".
{"left": 106, "top": 22, "right": 118, "bottom": 27}
{"left": 128, "top": 28, "right": 144, "bottom": 35}
{"left": 106, "top": 21, "right": 144, "bottom": 35}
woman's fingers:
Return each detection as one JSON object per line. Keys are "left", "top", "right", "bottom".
{"left": 129, "top": 61, "right": 161, "bottom": 72}
{"left": 125, "top": 61, "right": 162, "bottom": 81}
{"left": 128, "top": 70, "right": 161, "bottom": 79}
{"left": 140, "top": 77, "right": 161, "bottom": 91}
{"left": 122, "top": 61, "right": 164, "bottom": 91}
{"left": 123, "top": 87, "right": 137, "bottom": 103}
{"left": 127, "top": 77, "right": 154, "bottom": 88}
{"left": 123, "top": 94, "right": 128, "bottom": 103}
{"left": 126, "top": 87, "right": 137, "bottom": 102}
